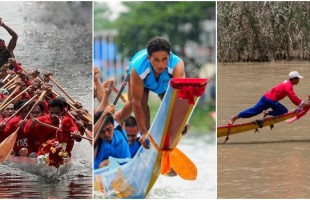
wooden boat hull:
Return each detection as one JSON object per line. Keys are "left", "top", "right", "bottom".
{"left": 217, "top": 110, "right": 298, "bottom": 138}
{"left": 4, "top": 155, "right": 71, "bottom": 180}
{"left": 94, "top": 78, "right": 207, "bottom": 198}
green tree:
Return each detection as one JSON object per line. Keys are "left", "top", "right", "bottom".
{"left": 114, "top": 1, "right": 215, "bottom": 76}
{"left": 94, "top": 2, "right": 114, "bottom": 31}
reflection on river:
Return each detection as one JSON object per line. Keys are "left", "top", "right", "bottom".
{"left": 0, "top": 2, "right": 92, "bottom": 199}
{"left": 218, "top": 62, "right": 310, "bottom": 198}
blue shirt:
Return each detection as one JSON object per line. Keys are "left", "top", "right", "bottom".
{"left": 129, "top": 140, "right": 141, "bottom": 158}
{"left": 128, "top": 49, "right": 181, "bottom": 94}
{"left": 94, "top": 128, "right": 131, "bottom": 170}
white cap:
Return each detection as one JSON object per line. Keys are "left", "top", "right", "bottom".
{"left": 289, "top": 71, "right": 303, "bottom": 79}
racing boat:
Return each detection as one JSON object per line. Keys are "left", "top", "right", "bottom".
{"left": 94, "top": 78, "right": 207, "bottom": 198}
{"left": 218, "top": 102, "right": 310, "bottom": 138}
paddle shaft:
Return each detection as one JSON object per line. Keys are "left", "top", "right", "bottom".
{"left": 3, "top": 94, "right": 38, "bottom": 125}
{"left": 0, "top": 85, "right": 31, "bottom": 110}
{"left": 94, "top": 74, "right": 129, "bottom": 144}
{"left": 48, "top": 75, "right": 75, "bottom": 103}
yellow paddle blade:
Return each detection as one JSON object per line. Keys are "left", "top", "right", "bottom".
{"left": 170, "top": 147, "right": 197, "bottom": 180}
{"left": 0, "top": 130, "right": 18, "bottom": 163}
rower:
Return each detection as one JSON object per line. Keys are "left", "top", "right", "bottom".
{"left": 229, "top": 71, "right": 305, "bottom": 125}
{"left": 0, "top": 18, "right": 18, "bottom": 68}
{"left": 94, "top": 106, "right": 131, "bottom": 170}
{"left": 114, "top": 37, "right": 186, "bottom": 149}
{"left": 123, "top": 116, "right": 141, "bottom": 158}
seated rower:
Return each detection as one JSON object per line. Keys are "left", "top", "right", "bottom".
{"left": 21, "top": 100, "right": 45, "bottom": 157}
{"left": 4, "top": 100, "right": 30, "bottom": 156}
{"left": 94, "top": 106, "right": 131, "bottom": 170}
{"left": 24, "top": 98, "right": 82, "bottom": 159}
{"left": 123, "top": 116, "right": 141, "bottom": 158}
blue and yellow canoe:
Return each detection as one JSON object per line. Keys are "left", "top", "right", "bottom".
{"left": 94, "top": 78, "right": 207, "bottom": 198}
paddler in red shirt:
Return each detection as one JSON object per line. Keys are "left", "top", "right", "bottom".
{"left": 23, "top": 98, "right": 82, "bottom": 157}
{"left": 4, "top": 100, "right": 30, "bottom": 156}
{"left": 229, "top": 71, "right": 305, "bottom": 124}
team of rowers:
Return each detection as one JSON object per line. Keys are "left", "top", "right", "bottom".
{"left": 0, "top": 19, "right": 92, "bottom": 167}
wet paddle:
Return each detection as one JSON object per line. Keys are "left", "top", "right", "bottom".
{"left": 94, "top": 74, "right": 129, "bottom": 145}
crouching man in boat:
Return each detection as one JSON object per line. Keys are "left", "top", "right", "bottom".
{"left": 123, "top": 116, "right": 141, "bottom": 158}
{"left": 94, "top": 105, "right": 131, "bottom": 169}
{"left": 0, "top": 18, "right": 18, "bottom": 68}
{"left": 114, "top": 37, "right": 185, "bottom": 148}
{"left": 229, "top": 71, "right": 306, "bottom": 125}
{"left": 24, "top": 98, "right": 82, "bottom": 167}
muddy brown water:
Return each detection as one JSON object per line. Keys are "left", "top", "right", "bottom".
{"left": 0, "top": 2, "right": 92, "bottom": 199}
{"left": 218, "top": 61, "right": 310, "bottom": 198}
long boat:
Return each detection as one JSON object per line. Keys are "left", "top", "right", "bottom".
{"left": 4, "top": 155, "right": 71, "bottom": 180}
{"left": 94, "top": 78, "right": 208, "bottom": 198}
{"left": 218, "top": 106, "right": 310, "bottom": 138}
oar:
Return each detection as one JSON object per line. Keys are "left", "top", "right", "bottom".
{"left": 34, "top": 120, "right": 92, "bottom": 142}
{"left": 52, "top": 89, "right": 92, "bottom": 122}
{"left": 47, "top": 75, "right": 75, "bottom": 103}
{"left": 2, "top": 94, "right": 38, "bottom": 125}
{"left": 112, "top": 85, "right": 127, "bottom": 103}
{"left": 0, "top": 90, "right": 47, "bottom": 163}
{"left": 94, "top": 74, "right": 129, "bottom": 145}
{"left": 0, "top": 85, "right": 21, "bottom": 109}
{"left": 1, "top": 75, "right": 19, "bottom": 90}
{"left": 1, "top": 74, "right": 11, "bottom": 84}
{"left": 0, "top": 85, "right": 31, "bottom": 111}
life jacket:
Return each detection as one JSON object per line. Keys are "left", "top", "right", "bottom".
{"left": 0, "top": 48, "right": 12, "bottom": 68}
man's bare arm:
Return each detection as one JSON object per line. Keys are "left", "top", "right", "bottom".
{"left": 173, "top": 60, "right": 185, "bottom": 78}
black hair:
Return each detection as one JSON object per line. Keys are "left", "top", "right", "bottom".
{"left": 14, "top": 99, "right": 28, "bottom": 110}
{"left": 28, "top": 100, "right": 45, "bottom": 112}
{"left": 94, "top": 111, "right": 114, "bottom": 126}
{"left": 124, "top": 116, "right": 138, "bottom": 127}
{"left": 48, "top": 98, "right": 64, "bottom": 110}
{"left": 146, "top": 37, "right": 171, "bottom": 56}
{"left": 55, "top": 96, "right": 68, "bottom": 107}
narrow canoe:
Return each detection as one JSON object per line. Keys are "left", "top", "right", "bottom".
{"left": 94, "top": 78, "right": 208, "bottom": 198}
{"left": 218, "top": 109, "right": 300, "bottom": 138}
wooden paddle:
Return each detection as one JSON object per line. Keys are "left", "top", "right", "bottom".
{"left": 51, "top": 89, "right": 92, "bottom": 122}
{"left": 0, "top": 85, "right": 21, "bottom": 108}
{"left": 0, "top": 90, "right": 47, "bottom": 163}
{"left": 94, "top": 74, "right": 129, "bottom": 145}
{"left": 2, "top": 94, "right": 38, "bottom": 125}
{"left": 112, "top": 85, "right": 127, "bottom": 103}
{"left": 0, "top": 85, "right": 31, "bottom": 110}
{"left": 1, "top": 75, "right": 19, "bottom": 90}
{"left": 47, "top": 75, "right": 75, "bottom": 103}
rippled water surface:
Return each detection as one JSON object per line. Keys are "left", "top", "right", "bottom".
{"left": 218, "top": 62, "right": 310, "bottom": 198}
{"left": 0, "top": 2, "right": 92, "bottom": 198}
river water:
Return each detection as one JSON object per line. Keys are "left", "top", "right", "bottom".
{"left": 148, "top": 130, "right": 216, "bottom": 199}
{"left": 217, "top": 62, "right": 310, "bottom": 198}
{"left": 0, "top": 2, "right": 93, "bottom": 198}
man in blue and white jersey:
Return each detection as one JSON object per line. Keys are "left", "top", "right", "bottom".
{"left": 115, "top": 37, "right": 185, "bottom": 149}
